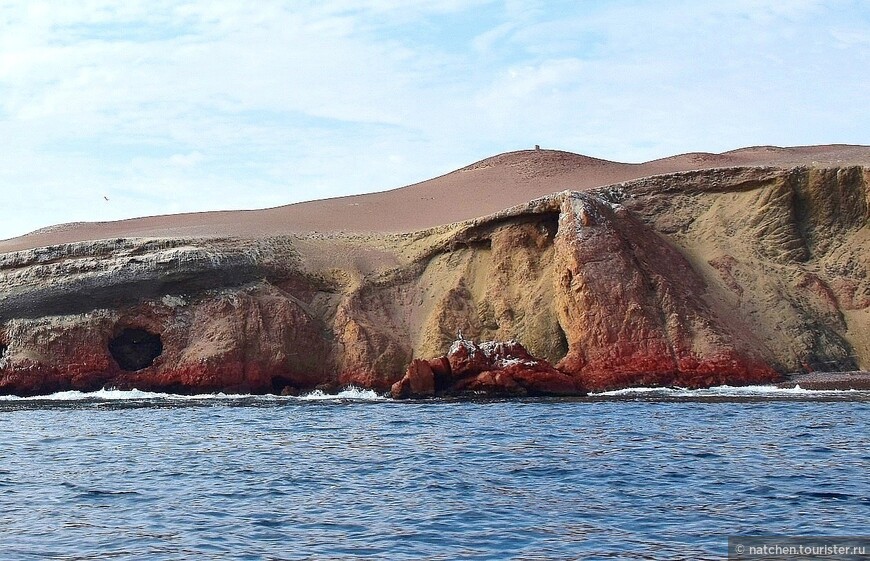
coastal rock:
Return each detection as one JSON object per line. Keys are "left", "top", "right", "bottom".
{"left": 551, "top": 192, "right": 780, "bottom": 391}
{"left": 0, "top": 284, "right": 335, "bottom": 396}
{"left": 390, "top": 359, "right": 435, "bottom": 399}
{"left": 778, "top": 371, "right": 870, "bottom": 390}
{"left": 391, "top": 339, "right": 581, "bottom": 398}
{"left": 1, "top": 150, "right": 868, "bottom": 397}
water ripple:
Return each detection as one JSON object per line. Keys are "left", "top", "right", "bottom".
{"left": 0, "top": 396, "right": 867, "bottom": 559}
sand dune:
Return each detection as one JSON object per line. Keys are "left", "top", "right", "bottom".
{"left": 3, "top": 144, "right": 868, "bottom": 253}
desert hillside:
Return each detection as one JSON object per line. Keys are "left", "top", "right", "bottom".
{"left": 0, "top": 145, "right": 868, "bottom": 397}
{"left": 2, "top": 144, "right": 868, "bottom": 252}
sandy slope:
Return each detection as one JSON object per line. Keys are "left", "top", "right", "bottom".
{"left": 1, "top": 146, "right": 868, "bottom": 395}
{"left": 2, "top": 144, "right": 869, "bottom": 253}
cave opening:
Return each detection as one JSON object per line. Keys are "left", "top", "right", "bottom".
{"left": 271, "top": 376, "right": 301, "bottom": 396}
{"left": 555, "top": 321, "right": 569, "bottom": 362}
{"left": 538, "top": 212, "right": 559, "bottom": 240}
{"left": 0, "top": 342, "right": 7, "bottom": 361}
{"left": 109, "top": 328, "right": 163, "bottom": 371}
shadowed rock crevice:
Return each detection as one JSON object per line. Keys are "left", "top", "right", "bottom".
{"left": 109, "top": 328, "right": 163, "bottom": 371}
{"left": 554, "top": 321, "right": 569, "bottom": 362}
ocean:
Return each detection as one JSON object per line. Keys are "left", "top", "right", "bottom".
{"left": 1, "top": 386, "right": 867, "bottom": 560}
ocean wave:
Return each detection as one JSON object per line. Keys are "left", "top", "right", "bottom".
{"left": 0, "top": 386, "right": 387, "bottom": 402}
{"left": 0, "top": 388, "right": 246, "bottom": 402}
{"left": 295, "top": 387, "right": 386, "bottom": 401}
{"left": 1, "top": 384, "right": 863, "bottom": 404}
{"left": 590, "top": 384, "right": 863, "bottom": 397}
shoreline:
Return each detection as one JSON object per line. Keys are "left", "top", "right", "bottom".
{"left": 778, "top": 371, "right": 870, "bottom": 391}
{"left": 1, "top": 149, "right": 866, "bottom": 399}
{"left": 2, "top": 373, "right": 869, "bottom": 401}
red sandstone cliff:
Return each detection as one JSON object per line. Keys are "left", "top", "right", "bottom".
{"left": 0, "top": 147, "right": 868, "bottom": 396}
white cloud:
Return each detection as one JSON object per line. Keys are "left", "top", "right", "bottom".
{"left": 167, "top": 151, "right": 204, "bottom": 167}
{"left": 0, "top": 0, "right": 867, "bottom": 239}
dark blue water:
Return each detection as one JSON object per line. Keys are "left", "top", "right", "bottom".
{"left": 0, "top": 387, "right": 868, "bottom": 560}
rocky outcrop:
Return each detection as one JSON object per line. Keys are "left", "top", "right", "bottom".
{"left": 552, "top": 190, "right": 779, "bottom": 390}
{"left": 0, "top": 163, "right": 868, "bottom": 396}
{"left": 391, "top": 339, "right": 580, "bottom": 398}
{"left": 0, "top": 283, "right": 335, "bottom": 396}
{"left": 778, "top": 371, "right": 870, "bottom": 390}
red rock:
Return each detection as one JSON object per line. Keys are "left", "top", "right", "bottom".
{"left": 829, "top": 278, "right": 870, "bottom": 310}
{"left": 0, "top": 284, "right": 337, "bottom": 396}
{"left": 447, "top": 339, "right": 493, "bottom": 378}
{"left": 553, "top": 193, "right": 781, "bottom": 392}
{"left": 339, "top": 370, "right": 390, "bottom": 392}
{"left": 390, "top": 359, "right": 435, "bottom": 399}
{"left": 2, "top": 159, "right": 865, "bottom": 398}
{"left": 500, "top": 363, "right": 579, "bottom": 395}
{"left": 393, "top": 339, "right": 584, "bottom": 398}
{"left": 454, "top": 370, "right": 527, "bottom": 396}
{"left": 428, "top": 356, "right": 452, "bottom": 390}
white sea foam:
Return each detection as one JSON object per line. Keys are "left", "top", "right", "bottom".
{"left": 0, "top": 388, "right": 252, "bottom": 401}
{"left": 0, "top": 383, "right": 861, "bottom": 402}
{"left": 295, "top": 387, "right": 386, "bottom": 401}
{"left": 0, "top": 386, "right": 386, "bottom": 402}
{"left": 590, "top": 384, "right": 860, "bottom": 397}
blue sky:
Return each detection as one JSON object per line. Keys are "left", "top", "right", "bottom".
{"left": 0, "top": 0, "right": 867, "bottom": 240}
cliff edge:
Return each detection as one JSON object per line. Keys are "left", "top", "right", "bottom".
{"left": 1, "top": 146, "right": 868, "bottom": 396}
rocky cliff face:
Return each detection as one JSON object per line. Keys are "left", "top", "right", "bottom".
{"left": 1, "top": 165, "right": 867, "bottom": 396}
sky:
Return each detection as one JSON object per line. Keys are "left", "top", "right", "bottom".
{"left": 0, "top": 0, "right": 867, "bottom": 240}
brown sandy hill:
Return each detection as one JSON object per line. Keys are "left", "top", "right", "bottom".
{"left": 0, "top": 144, "right": 868, "bottom": 397}
{"left": 3, "top": 144, "right": 868, "bottom": 253}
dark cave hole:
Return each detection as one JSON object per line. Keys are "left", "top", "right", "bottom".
{"left": 0, "top": 343, "right": 7, "bottom": 360}
{"left": 558, "top": 324, "right": 569, "bottom": 357}
{"left": 109, "top": 328, "right": 163, "bottom": 371}
{"left": 538, "top": 213, "right": 559, "bottom": 239}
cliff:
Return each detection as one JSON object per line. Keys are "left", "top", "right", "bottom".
{"left": 1, "top": 148, "right": 868, "bottom": 396}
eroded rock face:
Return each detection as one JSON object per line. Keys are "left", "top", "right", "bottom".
{"left": 0, "top": 284, "right": 335, "bottom": 396}
{"left": 0, "top": 164, "right": 867, "bottom": 396}
{"left": 551, "top": 192, "right": 780, "bottom": 391}
{"left": 391, "top": 339, "right": 581, "bottom": 398}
